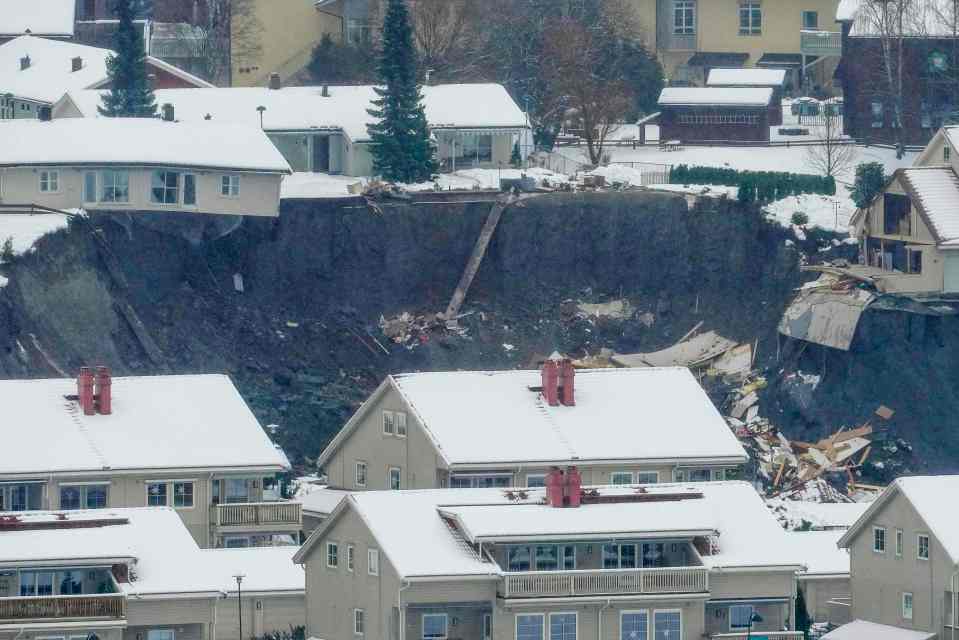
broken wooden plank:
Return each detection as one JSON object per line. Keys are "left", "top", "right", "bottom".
{"left": 773, "top": 459, "right": 787, "bottom": 488}
{"left": 875, "top": 405, "right": 895, "bottom": 420}
{"left": 730, "top": 391, "right": 758, "bottom": 419}
{"left": 115, "top": 301, "right": 166, "bottom": 366}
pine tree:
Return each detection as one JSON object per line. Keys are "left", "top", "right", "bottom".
{"left": 99, "top": 0, "right": 156, "bottom": 117}
{"left": 366, "top": 0, "right": 436, "bottom": 183}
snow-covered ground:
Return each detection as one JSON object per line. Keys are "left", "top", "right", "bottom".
{"left": 281, "top": 172, "right": 367, "bottom": 199}
{"left": 0, "top": 213, "right": 71, "bottom": 261}
{"left": 763, "top": 193, "right": 857, "bottom": 233}
{"left": 403, "top": 167, "right": 570, "bottom": 191}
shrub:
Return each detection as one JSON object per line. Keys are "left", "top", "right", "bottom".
{"left": 849, "top": 161, "right": 886, "bottom": 208}
{"left": 254, "top": 626, "right": 305, "bottom": 640}
{"left": 791, "top": 211, "right": 810, "bottom": 227}
{"left": 0, "top": 237, "right": 13, "bottom": 264}
{"left": 669, "top": 164, "right": 836, "bottom": 203}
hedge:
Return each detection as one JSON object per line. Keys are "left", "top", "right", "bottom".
{"left": 669, "top": 164, "right": 836, "bottom": 203}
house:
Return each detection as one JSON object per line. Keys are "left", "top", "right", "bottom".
{"left": 0, "top": 507, "right": 304, "bottom": 640}
{"left": 0, "top": 370, "right": 300, "bottom": 548}
{"left": 706, "top": 67, "right": 787, "bottom": 125}
{"left": 292, "top": 481, "right": 805, "bottom": 640}
{"left": 0, "top": 35, "right": 212, "bottom": 120}
{"left": 0, "top": 0, "right": 77, "bottom": 45}
{"left": 313, "top": 363, "right": 748, "bottom": 520}
{"left": 0, "top": 118, "right": 290, "bottom": 217}
{"left": 657, "top": 87, "right": 775, "bottom": 143}
{"left": 297, "top": 486, "right": 351, "bottom": 536}
{"left": 788, "top": 530, "right": 853, "bottom": 626}
{"left": 632, "top": 0, "right": 842, "bottom": 91}
{"left": 835, "top": 475, "right": 959, "bottom": 638}
{"left": 54, "top": 83, "right": 531, "bottom": 177}
{"left": 837, "top": 0, "right": 958, "bottom": 146}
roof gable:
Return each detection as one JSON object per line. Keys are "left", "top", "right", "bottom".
{"left": 896, "top": 167, "right": 959, "bottom": 244}
{"left": 0, "top": 0, "right": 76, "bottom": 37}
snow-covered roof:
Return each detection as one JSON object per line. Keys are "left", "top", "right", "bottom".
{"left": 0, "top": 0, "right": 76, "bottom": 37}
{"left": 296, "top": 486, "right": 351, "bottom": 517}
{"left": 767, "top": 499, "right": 870, "bottom": 530}
{"left": 822, "top": 620, "right": 936, "bottom": 640}
{"left": 0, "top": 118, "right": 291, "bottom": 173}
{"left": 297, "top": 482, "right": 803, "bottom": 579}
{"left": 849, "top": 0, "right": 958, "bottom": 36}
{"left": 349, "top": 368, "right": 746, "bottom": 468}
{"left": 659, "top": 87, "right": 773, "bottom": 107}
{"left": 61, "top": 83, "right": 529, "bottom": 142}
{"left": 894, "top": 476, "right": 959, "bottom": 562}
{"left": 0, "top": 374, "right": 290, "bottom": 476}
{"left": 836, "top": 0, "right": 862, "bottom": 21}
{"left": 0, "top": 508, "right": 303, "bottom": 596}
{"left": 897, "top": 167, "right": 959, "bottom": 244}
{"left": 707, "top": 68, "right": 787, "bottom": 87}
{"left": 787, "top": 531, "right": 850, "bottom": 577}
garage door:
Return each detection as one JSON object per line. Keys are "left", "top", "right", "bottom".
{"left": 944, "top": 252, "right": 959, "bottom": 293}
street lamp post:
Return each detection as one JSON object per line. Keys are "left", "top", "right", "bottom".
{"left": 745, "top": 611, "right": 764, "bottom": 639}
{"left": 256, "top": 106, "right": 266, "bottom": 129}
{"left": 234, "top": 573, "right": 246, "bottom": 640}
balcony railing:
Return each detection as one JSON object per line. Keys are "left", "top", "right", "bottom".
{"left": 0, "top": 594, "right": 126, "bottom": 622}
{"left": 713, "top": 632, "right": 804, "bottom": 640}
{"left": 800, "top": 30, "right": 842, "bottom": 57}
{"left": 501, "top": 566, "right": 709, "bottom": 599}
{"left": 213, "top": 501, "right": 302, "bottom": 527}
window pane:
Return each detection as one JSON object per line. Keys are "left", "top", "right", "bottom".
{"left": 20, "top": 572, "right": 36, "bottom": 596}
{"left": 730, "top": 605, "right": 754, "bottom": 629}
{"left": 36, "top": 571, "right": 54, "bottom": 596}
{"left": 174, "top": 481, "right": 194, "bottom": 507}
{"left": 621, "top": 544, "right": 637, "bottom": 568}
{"left": 611, "top": 472, "right": 633, "bottom": 485}
{"left": 527, "top": 475, "right": 546, "bottom": 488}
{"left": 59, "top": 570, "right": 83, "bottom": 595}
{"left": 183, "top": 174, "right": 196, "bottom": 205}
{"left": 653, "top": 611, "right": 681, "bottom": 640}
{"left": 535, "top": 545, "right": 558, "bottom": 571}
{"left": 383, "top": 411, "right": 394, "bottom": 434}
{"left": 603, "top": 544, "right": 620, "bottom": 569}
{"left": 517, "top": 614, "right": 545, "bottom": 640}
{"left": 395, "top": 412, "right": 407, "bottom": 435}
{"left": 423, "top": 614, "right": 448, "bottom": 639}
{"left": 60, "top": 486, "right": 81, "bottom": 510}
{"left": 86, "top": 485, "right": 108, "bottom": 509}
{"left": 84, "top": 172, "right": 97, "bottom": 202}
{"left": 147, "top": 482, "right": 168, "bottom": 506}
{"left": 622, "top": 612, "right": 648, "bottom": 640}
{"left": 563, "top": 545, "right": 576, "bottom": 569}
{"left": 508, "top": 546, "right": 531, "bottom": 572}
{"left": 225, "top": 479, "right": 249, "bottom": 503}
{"left": 101, "top": 170, "right": 129, "bottom": 203}
{"left": 550, "top": 613, "right": 576, "bottom": 640}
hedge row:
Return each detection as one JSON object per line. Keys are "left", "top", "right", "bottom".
{"left": 669, "top": 164, "right": 836, "bottom": 203}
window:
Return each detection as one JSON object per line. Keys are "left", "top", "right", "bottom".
{"left": 673, "top": 469, "right": 686, "bottom": 483}
{"left": 896, "top": 529, "right": 904, "bottom": 556}
{"left": 527, "top": 474, "right": 546, "bottom": 488}
{"left": 389, "top": 467, "right": 401, "bottom": 490}
{"left": 674, "top": 0, "right": 695, "bottom": 35}
{"left": 636, "top": 472, "right": 659, "bottom": 484}
{"left": 60, "top": 486, "right": 81, "bottom": 510}
{"left": 874, "top": 527, "right": 887, "bottom": 553}
{"left": 536, "top": 545, "right": 559, "bottom": 571}
{"left": 383, "top": 411, "right": 395, "bottom": 435}
{"left": 354, "top": 609, "right": 365, "bottom": 635}
{"left": 224, "top": 536, "right": 251, "bottom": 548}
{"left": 355, "top": 461, "right": 368, "bottom": 487}
{"left": 39, "top": 170, "right": 59, "bottom": 193}
{"left": 508, "top": 546, "right": 532, "bottom": 571}
{"left": 653, "top": 610, "right": 681, "bottom": 640}
{"left": 221, "top": 174, "right": 240, "bottom": 197}
{"left": 641, "top": 542, "right": 665, "bottom": 568}
{"left": 871, "top": 101, "right": 885, "bottom": 128}
{"left": 604, "top": 543, "right": 637, "bottom": 569}
{"left": 368, "top": 548, "right": 380, "bottom": 575}
{"left": 563, "top": 545, "right": 576, "bottom": 569}
{"left": 173, "top": 481, "right": 194, "bottom": 508}
{"left": 183, "top": 173, "right": 196, "bottom": 206}
{"left": 423, "top": 613, "right": 448, "bottom": 640}
{"left": 611, "top": 472, "right": 634, "bottom": 485}
{"left": 347, "top": 545, "right": 355, "bottom": 571}
{"left": 147, "top": 482, "right": 168, "bottom": 506}
{"left": 151, "top": 171, "right": 179, "bottom": 204}
{"left": 883, "top": 193, "right": 912, "bottom": 236}
{"left": 945, "top": 145, "right": 952, "bottom": 162}
{"left": 147, "top": 631, "right": 174, "bottom": 640}
{"left": 449, "top": 474, "right": 511, "bottom": 488}
{"left": 688, "top": 469, "right": 711, "bottom": 482}
{"left": 918, "top": 534, "right": 929, "bottom": 560}
{"left": 483, "top": 614, "right": 492, "bottom": 640}
{"left": 621, "top": 611, "right": 648, "bottom": 640}
{"left": 517, "top": 614, "right": 545, "bottom": 640}
{"left": 395, "top": 412, "right": 407, "bottom": 436}
{"left": 19, "top": 571, "right": 54, "bottom": 596}
{"left": 101, "top": 170, "right": 129, "bottom": 203}
{"left": 83, "top": 171, "right": 97, "bottom": 203}
{"left": 908, "top": 248, "right": 923, "bottom": 274}
{"left": 739, "top": 1, "right": 762, "bottom": 35}
{"left": 729, "top": 605, "right": 754, "bottom": 630}
{"left": 802, "top": 10, "right": 818, "bottom": 29}
{"left": 902, "top": 592, "right": 914, "bottom": 620}
{"left": 327, "top": 542, "right": 339, "bottom": 568}
{"left": 0, "top": 483, "right": 43, "bottom": 511}
{"left": 550, "top": 613, "right": 576, "bottom": 640}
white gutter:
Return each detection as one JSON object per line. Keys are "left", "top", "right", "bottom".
{"left": 0, "top": 465, "right": 287, "bottom": 481}
{"left": 598, "top": 599, "right": 612, "bottom": 640}
{"left": 471, "top": 530, "right": 717, "bottom": 544}
{"left": 448, "top": 456, "right": 747, "bottom": 470}
{"left": 501, "top": 593, "right": 712, "bottom": 607}
{"left": 405, "top": 574, "right": 499, "bottom": 583}
{"left": 398, "top": 580, "right": 411, "bottom": 640}
{"left": 0, "top": 557, "right": 134, "bottom": 569}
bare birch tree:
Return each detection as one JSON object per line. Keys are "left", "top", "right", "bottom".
{"left": 806, "top": 109, "right": 857, "bottom": 178}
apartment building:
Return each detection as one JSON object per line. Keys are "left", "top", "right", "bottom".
{"left": 0, "top": 370, "right": 300, "bottom": 549}
{"left": 0, "top": 508, "right": 304, "bottom": 640}
{"left": 294, "top": 480, "right": 805, "bottom": 640}
{"left": 314, "top": 363, "right": 749, "bottom": 518}
{"left": 835, "top": 475, "right": 959, "bottom": 638}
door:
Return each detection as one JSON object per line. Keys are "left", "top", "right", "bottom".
{"left": 944, "top": 252, "right": 959, "bottom": 293}
{"left": 311, "top": 136, "right": 331, "bottom": 173}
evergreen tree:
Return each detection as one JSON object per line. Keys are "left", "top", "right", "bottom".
{"left": 99, "top": 0, "right": 156, "bottom": 117}
{"left": 366, "top": 0, "right": 436, "bottom": 183}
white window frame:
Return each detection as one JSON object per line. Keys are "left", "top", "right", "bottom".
{"left": 874, "top": 526, "right": 886, "bottom": 553}
{"left": 526, "top": 473, "right": 547, "bottom": 488}
{"left": 620, "top": 610, "right": 649, "bottom": 640}
{"left": 902, "top": 592, "right": 914, "bottom": 620}
{"left": 636, "top": 471, "right": 660, "bottom": 484}
{"left": 738, "top": 1, "right": 762, "bottom": 35}
{"left": 368, "top": 548, "right": 379, "bottom": 576}
{"left": 326, "top": 541, "right": 339, "bottom": 568}
{"left": 483, "top": 613, "right": 492, "bottom": 640}
{"left": 100, "top": 169, "right": 130, "bottom": 204}
{"left": 353, "top": 608, "right": 365, "bottom": 636}
{"left": 802, "top": 10, "right": 818, "bottom": 29}
{"left": 221, "top": 174, "right": 240, "bottom": 198}
{"left": 896, "top": 528, "right": 904, "bottom": 557}
{"left": 182, "top": 173, "right": 197, "bottom": 206}
{"left": 610, "top": 471, "right": 634, "bottom": 485}
{"left": 58, "top": 482, "right": 110, "bottom": 510}
{"left": 39, "top": 170, "right": 60, "bottom": 194}
{"left": 147, "top": 631, "right": 175, "bottom": 640}
{"left": 355, "top": 461, "right": 368, "bottom": 488}
{"left": 516, "top": 613, "right": 546, "bottom": 640}
{"left": 945, "top": 145, "right": 951, "bottom": 162}
{"left": 917, "top": 534, "right": 929, "bottom": 560}
{"left": 173, "top": 480, "right": 195, "bottom": 509}
{"left": 673, "top": 0, "right": 696, "bottom": 35}
{"left": 146, "top": 481, "right": 169, "bottom": 506}
{"left": 383, "top": 410, "right": 395, "bottom": 435}
{"left": 653, "top": 609, "right": 682, "bottom": 640}
{"left": 395, "top": 411, "right": 407, "bottom": 437}
{"left": 548, "top": 611, "right": 577, "bottom": 640}
{"left": 151, "top": 170, "right": 180, "bottom": 205}
{"left": 389, "top": 467, "right": 401, "bottom": 490}
{"left": 83, "top": 171, "right": 97, "bottom": 203}
{"left": 729, "top": 604, "right": 754, "bottom": 631}
{"left": 347, "top": 544, "right": 355, "bottom": 572}
{"left": 422, "top": 613, "right": 449, "bottom": 640}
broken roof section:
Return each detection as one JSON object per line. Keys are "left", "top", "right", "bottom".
{"left": 778, "top": 274, "right": 876, "bottom": 351}
{"left": 612, "top": 330, "right": 739, "bottom": 369}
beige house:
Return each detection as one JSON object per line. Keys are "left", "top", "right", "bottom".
{"left": 0, "top": 508, "right": 304, "bottom": 640}
{"left": 313, "top": 365, "right": 749, "bottom": 520}
{"left": 835, "top": 475, "right": 959, "bottom": 639}
{"left": 0, "top": 371, "right": 300, "bottom": 549}
{"left": 293, "top": 481, "right": 805, "bottom": 640}
{"left": 0, "top": 118, "right": 289, "bottom": 217}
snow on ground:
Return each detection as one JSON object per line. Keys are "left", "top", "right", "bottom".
{"left": 763, "top": 193, "right": 857, "bottom": 233}
{"left": 281, "top": 172, "right": 367, "bottom": 199}
{"left": 643, "top": 183, "right": 738, "bottom": 198}
{"left": 0, "top": 213, "right": 70, "bottom": 260}
{"left": 403, "top": 167, "right": 570, "bottom": 192}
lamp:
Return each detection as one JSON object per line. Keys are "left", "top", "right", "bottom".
{"left": 745, "top": 611, "right": 764, "bottom": 639}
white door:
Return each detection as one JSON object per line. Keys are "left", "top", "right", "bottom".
{"left": 944, "top": 252, "right": 959, "bottom": 293}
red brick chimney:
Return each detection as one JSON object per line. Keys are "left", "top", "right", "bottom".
{"left": 565, "top": 466, "right": 582, "bottom": 507}
{"left": 559, "top": 359, "right": 576, "bottom": 407}
{"left": 77, "top": 367, "right": 95, "bottom": 416}
{"left": 541, "top": 360, "right": 560, "bottom": 406}
{"left": 95, "top": 366, "right": 112, "bottom": 415}
{"left": 546, "top": 467, "right": 565, "bottom": 508}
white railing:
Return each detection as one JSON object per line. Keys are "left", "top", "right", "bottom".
{"left": 214, "top": 502, "right": 302, "bottom": 527}
{"left": 0, "top": 594, "right": 126, "bottom": 621}
{"left": 800, "top": 30, "right": 842, "bottom": 56}
{"left": 712, "top": 632, "right": 804, "bottom": 640}
{"left": 501, "top": 566, "right": 708, "bottom": 598}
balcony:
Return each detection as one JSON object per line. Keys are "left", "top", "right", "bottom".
{"left": 501, "top": 566, "right": 709, "bottom": 599}
{"left": 713, "top": 633, "right": 804, "bottom": 640}
{"left": 0, "top": 594, "right": 126, "bottom": 622}
{"left": 800, "top": 30, "right": 842, "bottom": 57}
{"left": 212, "top": 502, "right": 302, "bottom": 528}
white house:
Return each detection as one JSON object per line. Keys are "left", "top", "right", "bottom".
{"left": 0, "top": 1, "right": 77, "bottom": 43}
{"left": 0, "top": 118, "right": 291, "bottom": 217}
{"left": 53, "top": 83, "right": 531, "bottom": 177}
{"left": 0, "top": 35, "right": 212, "bottom": 120}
